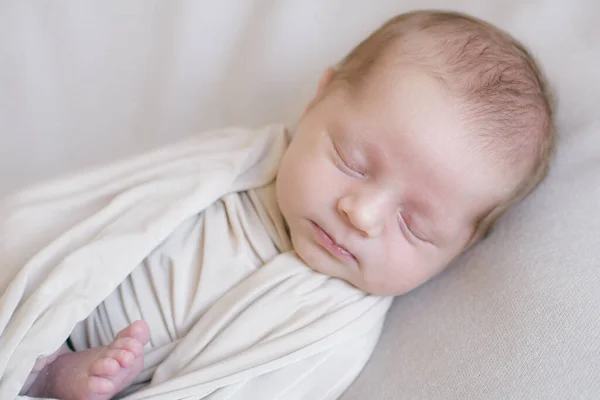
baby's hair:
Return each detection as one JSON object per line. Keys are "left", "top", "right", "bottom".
{"left": 332, "top": 10, "right": 556, "bottom": 238}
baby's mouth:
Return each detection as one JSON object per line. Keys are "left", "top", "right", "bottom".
{"left": 310, "top": 221, "right": 356, "bottom": 261}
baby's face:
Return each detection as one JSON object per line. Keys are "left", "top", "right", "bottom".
{"left": 276, "top": 66, "right": 514, "bottom": 296}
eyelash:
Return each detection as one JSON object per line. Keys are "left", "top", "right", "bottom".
{"left": 398, "top": 212, "right": 424, "bottom": 242}
{"left": 333, "top": 144, "right": 365, "bottom": 177}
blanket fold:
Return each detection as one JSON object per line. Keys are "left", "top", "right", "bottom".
{"left": 0, "top": 124, "right": 391, "bottom": 400}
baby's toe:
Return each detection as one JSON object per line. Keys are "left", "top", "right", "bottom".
{"left": 110, "top": 337, "right": 143, "bottom": 356}
{"left": 116, "top": 320, "right": 150, "bottom": 345}
{"left": 128, "top": 320, "right": 150, "bottom": 344}
{"left": 88, "top": 375, "right": 115, "bottom": 395}
{"left": 90, "top": 357, "right": 120, "bottom": 377}
{"left": 107, "top": 348, "right": 135, "bottom": 368}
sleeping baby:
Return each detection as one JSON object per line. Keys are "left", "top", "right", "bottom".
{"left": 18, "top": 9, "right": 554, "bottom": 400}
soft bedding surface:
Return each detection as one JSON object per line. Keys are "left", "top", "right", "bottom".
{"left": 1, "top": 1, "right": 599, "bottom": 399}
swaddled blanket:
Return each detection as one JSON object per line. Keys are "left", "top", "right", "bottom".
{"left": 0, "top": 124, "right": 392, "bottom": 399}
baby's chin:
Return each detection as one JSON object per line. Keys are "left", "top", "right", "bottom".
{"left": 293, "top": 244, "right": 361, "bottom": 289}
{"left": 290, "top": 236, "right": 399, "bottom": 295}
{"left": 292, "top": 243, "right": 323, "bottom": 274}
{"left": 292, "top": 239, "right": 337, "bottom": 276}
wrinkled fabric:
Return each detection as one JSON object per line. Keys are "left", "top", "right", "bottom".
{"left": 0, "top": 124, "right": 391, "bottom": 399}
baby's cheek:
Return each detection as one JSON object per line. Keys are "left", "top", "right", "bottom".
{"left": 296, "top": 161, "right": 330, "bottom": 197}
{"left": 376, "top": 242, "right": 420, "bottom": 294}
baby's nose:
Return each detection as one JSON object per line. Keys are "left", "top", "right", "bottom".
{"left": 338, "top": 192, "right": 390, "bottom": 237}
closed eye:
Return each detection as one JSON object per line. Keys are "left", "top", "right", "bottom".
{"left": 333, "top": 142, "right": 366, "bottom": 177}
{"left": 398, "top": 212, "right": 429, "bottom": 243}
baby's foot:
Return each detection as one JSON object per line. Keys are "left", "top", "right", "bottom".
{"left": 28, "top": 320, "right": 149, "bottom": 400}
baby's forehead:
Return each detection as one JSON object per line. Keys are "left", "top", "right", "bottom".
{"left": 360, "top": 66, "right": 531, "bottom": 170}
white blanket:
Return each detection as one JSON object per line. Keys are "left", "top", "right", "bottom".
{"left": 0, "top": 124, "right": 392, "bottom": 399}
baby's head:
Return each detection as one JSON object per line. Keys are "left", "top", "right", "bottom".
{"left": 276, "top": 10, "right": 555, "bottom": 296}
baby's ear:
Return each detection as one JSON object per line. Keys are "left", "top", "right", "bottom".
{"left": 302, "top": 68, "right": 337, "bottom": 117}
{"left": 316, "top": 67, "right": 337, "bottom": 95}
